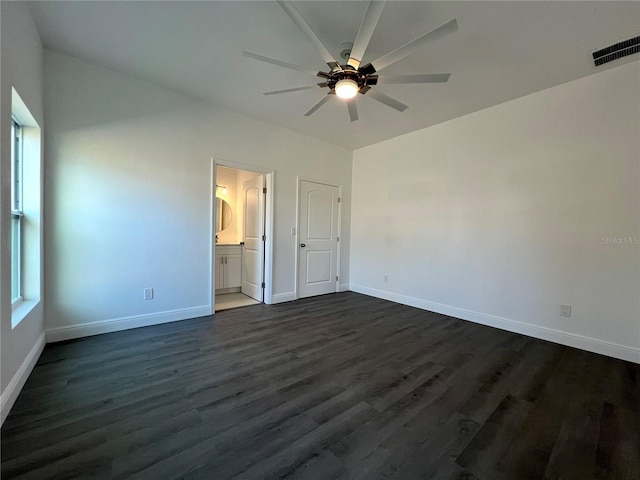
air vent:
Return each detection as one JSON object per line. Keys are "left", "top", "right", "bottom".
{"left": 592, "top": 35, "right": 640, "bottom": 66}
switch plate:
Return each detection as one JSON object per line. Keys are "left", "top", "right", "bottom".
{"left": 144, "top": 288, "right": 154, "bottom": 300}
{"left": 560, "top": 304, "right": 572, "bottom": 317}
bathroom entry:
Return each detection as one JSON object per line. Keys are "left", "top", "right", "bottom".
{"left": 215, "top": 165, "right": 267, "bottom": 311}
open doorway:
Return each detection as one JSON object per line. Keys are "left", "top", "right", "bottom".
{"left": 214, "top": 161, "right": 273, "bottom": 312}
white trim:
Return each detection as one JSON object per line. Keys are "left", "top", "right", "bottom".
{"left": 271, "top": 292, "right": 297, "bottom": 304}
{"left": 339, "top": 283, "right": 350, "bottom": 292}
{"left": 336, "top": 183, "right": 343, "bottom": 297}
{"left": 350, "top": 284, "right": 640, "bottom": 364}
{"left": 45, "top": 306, "right": 212, "bottom": 343}
{"left": 1, "top": 331, "right": 45, "bottom": 426}
{"left": 209, "top": 159, "right": 215, "bottom": 315}
{"left": 294, "top": 178, "right": 301, "bottom": 299}
{"left": 263, "top": 172, "right": 274, "bottom": 305}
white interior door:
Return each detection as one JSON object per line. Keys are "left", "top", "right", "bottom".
{"left": 298, "top": 180, "right": 339, "bottom": 298}
{"left": 241, "top": 174, "right": 265, "bottom": 302}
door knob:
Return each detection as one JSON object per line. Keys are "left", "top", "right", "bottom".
{"left": 300, "top": 243, "right": 306, "bottom": 248}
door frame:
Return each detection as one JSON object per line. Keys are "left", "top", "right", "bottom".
{"left": 211, "top": 158, "right": 274, "bottom": 310}
{"left": 295, "top": 176, "right": 342, "bottom": 300}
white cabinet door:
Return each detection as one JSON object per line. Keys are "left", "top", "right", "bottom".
{"left": 225, "top": 253, "right": 242, "bottom": 288}
{"left": 215, "top": 254, "right": 225, "bottom": 290}
{"left": 215, "top": 246, "right": 242, "bottom": 290}
{"left": 298, "top": 180, "right": 339, "bottom": 298}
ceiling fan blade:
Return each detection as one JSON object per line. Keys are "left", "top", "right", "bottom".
{"left": 365, "top": 88, "right": 408, "bottom": 112}
{"left": 263, "top": 85, "right": 320, "bottom": 96}
{"left": 304, "top": 95, "right": 331, "bottom": 117}
{"left": 369, "top": 19, "right": 458, "bottom": 72}
{"left": 277, "top": 1, "right": 341, "bottom": 70}
{"left": 243, "top": 51, "right": 327, "bottom": 77}
{"left": 377, "top": 73, "right": 451, "bottom": 84}
{"left": 347, "top": 1, "right": 386, "bottom": 69}
{"left": 347, "top": 100, "right": 358, "bottom": 122}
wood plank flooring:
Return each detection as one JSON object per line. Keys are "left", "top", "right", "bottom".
{"left": 2, "top": 292, "right": 639, "bottom": 479}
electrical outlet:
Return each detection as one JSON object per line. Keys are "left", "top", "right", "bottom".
{"left": 144, "top": 288, "right": 154, "bottom": 300}
{"left": 383, "top": 275, "right": 388, "bottom": 283}
{"left": 560, "top": 304, "right": 572, "bottom": 317}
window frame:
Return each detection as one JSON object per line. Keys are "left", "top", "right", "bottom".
{"left": 11, "top": 118, "right": 24, "bottom": 305}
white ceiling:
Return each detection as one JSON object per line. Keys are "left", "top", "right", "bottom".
{"left": 29, "top": 1, "right": 640, "bottom": 149}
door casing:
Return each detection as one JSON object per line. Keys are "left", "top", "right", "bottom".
{"left": 211, "top": 158, "right": 274, "bottom": 310}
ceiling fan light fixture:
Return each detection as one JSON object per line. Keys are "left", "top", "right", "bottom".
{"left": 335, "top": 78, "right": 359, "bottom": 99}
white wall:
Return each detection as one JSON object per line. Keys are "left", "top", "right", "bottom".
{"left": 351, "top": 61, "right": 640, "bottom": 363}
{"left": 0, "top": 2, "right": 46, "bottom": 423}
{"left": 44, "top": 51, "right": 352, "bottom": 338}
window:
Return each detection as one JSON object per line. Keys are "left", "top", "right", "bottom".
{"left": 10, "top": 87, "right": 42, "bottom": 328}
{"left": 11, "top": 119, "right": 23, "bottom": 304}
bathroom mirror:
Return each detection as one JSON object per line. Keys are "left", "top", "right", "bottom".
{"left": 216, "top": 198, "right": 232, "bottom": 232}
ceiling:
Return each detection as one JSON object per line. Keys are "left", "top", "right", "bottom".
{"left": 29, "top": 1, "right": 640, "bottom": 150}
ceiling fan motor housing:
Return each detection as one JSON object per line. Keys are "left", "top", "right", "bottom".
{"left": 325, "top": 65, "right": 378, "bottom": 94}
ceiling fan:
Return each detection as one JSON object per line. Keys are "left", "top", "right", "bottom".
{"left": 243, "top": 0, "right": 458, "bottom": 122}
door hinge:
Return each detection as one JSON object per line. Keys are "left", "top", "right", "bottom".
{"left": 262, "top": 235, "right": 265, "bottom": 242}
{"left": 336, "top": 276, "right": 338, "bottom": 281}
{"left": 337, "top": 236, "right": 340, "bottom": 242}
{"left": 263, "top": 187, "right": 267, "bottom": 194}
{"left": 338, "top": 197, "right": 341, "bottom": 203}
{"left": 261, "top": 282, "right": 265, "bottom": 288}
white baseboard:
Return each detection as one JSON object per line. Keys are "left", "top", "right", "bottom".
{"left": 45, "top": 305, "right": 212, "bottom": 343}
{"left": 1, "top": 331, "right": 46, "bottom": 426}
{"left": 271, "top": 292, "right": 297, "bottom": 304}
{"left": 339, "top": 283, "right": 350, "bottom": 292}
{"left": 349, "top": 284, "right": 640, "bottom": 364}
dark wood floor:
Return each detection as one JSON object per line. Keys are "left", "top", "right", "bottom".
{"left": 2, "top": 292, "right": 639, "bottom": 479}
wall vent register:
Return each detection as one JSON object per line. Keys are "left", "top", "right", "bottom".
{"left": 592, "top": 35, "right": 640, "bottom": 66}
